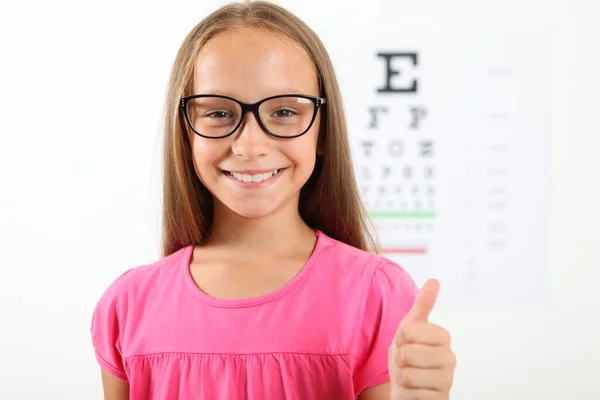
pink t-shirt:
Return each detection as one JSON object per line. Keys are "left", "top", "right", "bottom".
{"left": 91, "top": 229, "right": 418, "bottom": 399}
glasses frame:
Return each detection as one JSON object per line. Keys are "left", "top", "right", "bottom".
{"left": 180, "top": 94, "right": 327, "bottom": 139}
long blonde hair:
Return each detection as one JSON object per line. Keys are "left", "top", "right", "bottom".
{"left": 160, "top": 0, "right": 380, "bottom": 257}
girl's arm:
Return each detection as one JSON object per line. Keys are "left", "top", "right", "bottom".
{"left": 358, "top": 279, "right": 455, "bottom": 400}
{"left": 100, "top": 368, "right": 129, "bottom": 400}
{"left": 359, "top": 382, "right": 390, "bottom": 400}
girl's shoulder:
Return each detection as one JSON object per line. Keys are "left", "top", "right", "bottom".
{"left": 317, "top": 231, "right": 405, "bottom": 271}
{"left": 317, "top": 230, "right": 417, "bottom": 293}
{"left": 92, "top": 245, "right": 193, "bottom": 309}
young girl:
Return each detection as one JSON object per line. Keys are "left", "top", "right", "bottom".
{"left": 91, "top": 1, "right": 456, "bottom": 399}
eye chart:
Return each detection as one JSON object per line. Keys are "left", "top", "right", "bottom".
{"left": 327, "top": 28, "right": 550, "bottom": 307}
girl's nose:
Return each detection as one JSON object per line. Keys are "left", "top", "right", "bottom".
{"left": 230, "top": 112, "right": 272, "bottom": 160}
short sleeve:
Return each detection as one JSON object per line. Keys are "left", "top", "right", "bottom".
{"left": 353, "top": 257, "right": 419, "bottom": 395}
{"left": 90, "top": 268, "right": 136, "bottom": 383}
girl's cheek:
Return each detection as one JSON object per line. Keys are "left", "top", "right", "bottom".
{"left": 193, "top": 140, "right": 228, "bottom": 160}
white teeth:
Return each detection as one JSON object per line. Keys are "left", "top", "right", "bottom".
{"left": 230, "top": 169, "right": 279, "bottom": 183}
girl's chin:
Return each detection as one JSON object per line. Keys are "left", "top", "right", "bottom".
{"left": 227, "top": 207, "right": 278, "bottom": 219}
{"left": 217, "top": 199, "right": 280, "bottom": 219}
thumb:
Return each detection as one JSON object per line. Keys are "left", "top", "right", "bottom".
{"left": 403, "top": 278, "right": 440, "bottom": 324}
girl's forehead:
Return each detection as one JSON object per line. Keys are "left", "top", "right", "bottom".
{"left": 192, "top": 27, "right": 319, "bottom": 98}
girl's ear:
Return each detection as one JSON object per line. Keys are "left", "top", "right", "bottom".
{"left": 316, "top": 132, "right": 325, "bottom": 156}
{"left": 185, "top": 129, "right": 194, "bottom": 160}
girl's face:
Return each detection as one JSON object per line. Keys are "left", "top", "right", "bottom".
{"left": 190, "top": 27, "right": 321, "bottom": 219}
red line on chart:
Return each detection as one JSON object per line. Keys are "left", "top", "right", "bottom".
{"left": 382, "top": 247, "right": 428, "bottom": 254}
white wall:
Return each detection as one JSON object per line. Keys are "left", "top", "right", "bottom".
{"left": 1, "top": 0, "right": 598, "bottom": 398}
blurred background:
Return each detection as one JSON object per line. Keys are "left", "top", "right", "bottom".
{"left": 0, "top": 0, "right": 598, "bottom": 398}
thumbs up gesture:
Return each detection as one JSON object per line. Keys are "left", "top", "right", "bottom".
{"left": 388, "top": 279, "right": 456, "bottom": 400}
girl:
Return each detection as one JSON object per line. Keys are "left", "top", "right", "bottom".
{"left": 91, "top": 1, "right": 456, "bottom": 399}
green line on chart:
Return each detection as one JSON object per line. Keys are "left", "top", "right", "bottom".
{"left": 369, "top": 211, "right": 436, "bottom": 218}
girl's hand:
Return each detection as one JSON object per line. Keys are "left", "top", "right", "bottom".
{"left": 388, "top": 279, "right": 456, "bottom": 400}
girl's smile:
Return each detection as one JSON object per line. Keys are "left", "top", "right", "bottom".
{"left": 223, "top": 167, "right": 287, "bottom": 189}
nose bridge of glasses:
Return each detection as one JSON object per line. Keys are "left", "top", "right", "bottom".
{"left": 237, "top": 101, "right": 269, "bottom": 134}
{"left": 235, "top": 102, "right": 270, "bottom": 139}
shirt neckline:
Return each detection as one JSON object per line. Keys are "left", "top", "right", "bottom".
{"left": 180, "top": 229, "right": 325, "bottom": 308}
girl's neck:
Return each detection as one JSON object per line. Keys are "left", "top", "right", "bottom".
{"left": 206, "top": 198, "right": 316, "bottom": 254}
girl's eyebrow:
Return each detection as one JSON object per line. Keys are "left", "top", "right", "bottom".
{"left": 197, "top": 87, "right": 307, "bottom": 96}
{"left": 282, "top": 87, "right": 304, "bottom": 94}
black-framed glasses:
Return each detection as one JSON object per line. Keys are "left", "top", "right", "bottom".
{"left": 180, "top": 94, "right": 327, "bottom": 139}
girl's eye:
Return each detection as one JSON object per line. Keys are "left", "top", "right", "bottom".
{"left": 206, "top": 111, "right": 232, "bottom": 119}
{"left": 272, "top": 109, "right": 295, "bottom": 118}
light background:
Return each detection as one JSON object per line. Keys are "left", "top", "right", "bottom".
{"left": 0, "top": 0, "right": 598, "bottom": 398}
